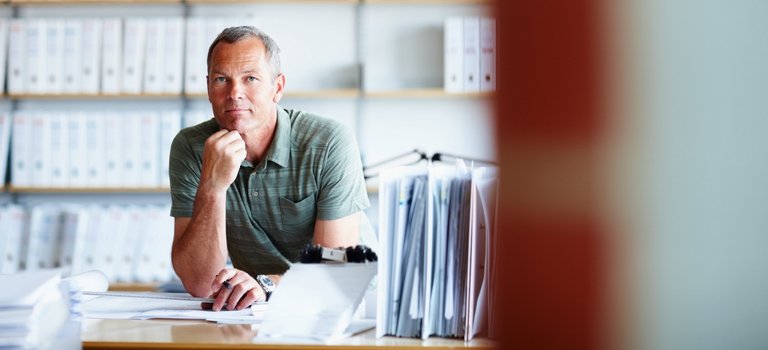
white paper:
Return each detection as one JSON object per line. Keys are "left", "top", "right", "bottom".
{"left": 80, "top": 292, "right": 266, "bottom": 324}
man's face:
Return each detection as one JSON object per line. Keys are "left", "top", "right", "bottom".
{"left": 207, "top": 37, "right": 283, "bottom": 134}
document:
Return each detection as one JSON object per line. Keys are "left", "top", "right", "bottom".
{"left": 80, "top": 291, "right": 266, "bottom": 324}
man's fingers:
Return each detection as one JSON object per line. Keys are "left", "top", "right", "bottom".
{"left": 235, "top": 290, "right": 259, "bottom": 310}
{"left": 226, "top": 280, "right": 261, "bottom": 310}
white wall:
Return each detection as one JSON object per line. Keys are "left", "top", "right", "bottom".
{"left": 611, "top": 0, "right": 768, "bottom": 349}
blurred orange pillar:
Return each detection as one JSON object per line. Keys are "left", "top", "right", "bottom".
{"left": 494, "top": 0, "right": 608, "bottom": 349}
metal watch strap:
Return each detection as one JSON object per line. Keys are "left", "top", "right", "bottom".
{"left": 256, "top": 275, "right": 273, "bottom": 302}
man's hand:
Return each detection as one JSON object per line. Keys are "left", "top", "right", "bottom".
{"left": 208, "top": 268, "right": 267, "bottom": 311}
{"left": 201, "top": 129, "right": 246, "bottom": 193}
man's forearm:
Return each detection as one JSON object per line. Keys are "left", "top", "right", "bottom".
{"left": 172, "top": 186, "right": 229, "bottom": 297}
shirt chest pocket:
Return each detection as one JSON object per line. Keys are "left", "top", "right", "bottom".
{"left": 279, "top": 192, "right": 317, "bottom": 233}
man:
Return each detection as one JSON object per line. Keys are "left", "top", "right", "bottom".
{"left": 168, "top": 26, "right": 369, "bottom": 311}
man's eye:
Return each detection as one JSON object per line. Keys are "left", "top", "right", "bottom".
{"left": 214, "top": 77, "right": 227, "bottom": 83}
{"left": 247, "top": 76, "right": 258, "bottom": 82}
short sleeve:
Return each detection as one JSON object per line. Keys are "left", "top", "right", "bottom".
{"left": 169, "top": 131, "right": 201, "bottom": 217}
{"left": 315, "top": 124, "right": 370, "bottom": 220}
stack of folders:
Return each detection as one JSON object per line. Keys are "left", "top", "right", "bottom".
{"left": 0, "top": 269, "right": 71, "bottom": 349}
{"left": 0, "top": 16, "right": 252, "bottom": 96}
{"left": 0, "top": 203, "right": 175, "bottom": 284}
{"left": 376, "top": 160, "right": 498, "bottom": 340}
{"left": 444, "top": 16, "right": 496, "bottom": 93}
{"left": 9, "top": 110, "right": 182, "bottom": 189}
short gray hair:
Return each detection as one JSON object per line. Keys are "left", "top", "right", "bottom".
{"left": 206, "top": 26, "right": 282, "bottom": 80}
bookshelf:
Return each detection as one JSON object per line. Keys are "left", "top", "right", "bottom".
{"left": 0, "top": 0, "right": 495, "bottom": 288}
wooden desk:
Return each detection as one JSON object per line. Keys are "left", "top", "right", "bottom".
{"left": 81, "top": 319, "right": 496, "bottom": 350}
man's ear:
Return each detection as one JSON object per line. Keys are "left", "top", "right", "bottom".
{"left": 272, "top": 73, "right": 286, "bottom": 103}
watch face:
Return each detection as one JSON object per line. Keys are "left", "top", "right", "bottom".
{"left": 258, "top": 275, "right": 275, "bottom": 290}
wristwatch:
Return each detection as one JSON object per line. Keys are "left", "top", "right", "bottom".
{"left": 255, "top": 274, "right": 275, "bottom": 301}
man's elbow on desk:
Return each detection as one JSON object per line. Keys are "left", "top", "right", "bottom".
{"left": 172, "top": 257, "right": 219, "bottom": 297}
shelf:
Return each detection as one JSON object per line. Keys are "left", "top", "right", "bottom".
{"left": 5, "top": 89, "right": 361, "bottom": 100}
{"left": 5, "top": 89, "right": 491, "bottom": 100}
{"left": 8, "top": 187, "right": 171, "bottom": 193}
{"left": 185, "top": 88, "right": 360, "bottom": 99}
{"left": 187, "top": 0, "right": 358, "bottom": 3}
{"left": 364, "top": 0, "right": 493, "bottom": 4}
{"left": 9, "top": 0, "right": 181, "bottom": 3}
{"left": 364, "top": 88, "right": 494, "bottom": 99}
{"left": 7, "top": 93, "right": 183, "bottom": 100}
{"left": 108, "top": 283, "right": 161, "bottom": 292}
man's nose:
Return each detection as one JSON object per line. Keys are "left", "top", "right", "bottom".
{"left": 228, "top": 81, "right": 243, "bottom": 99}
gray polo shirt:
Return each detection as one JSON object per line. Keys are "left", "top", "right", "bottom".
{"left": 169, "top": 107, "right": 370, "bottom": 275}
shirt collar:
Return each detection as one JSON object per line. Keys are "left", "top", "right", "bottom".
{"left": 257, "top": 106, "right": 290, "bottom": 169}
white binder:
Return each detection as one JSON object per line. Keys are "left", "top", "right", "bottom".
{"left": 479, "top": 17, "right": 496, "bottom": 92}
{"left": 48, "top": 112, "right": 70, "bottom": 188}
{"left": 122, "top": 112, "right": 142, "bottom": 187}
{"left": 101, "top": 18, "right": 122, "bottom": 95}
{"left": 11, "top": 112, "right": 31, "bottom": 187}
{"left": 7, "top": 19, "right": 27, "bottom": 94}
{"left": 443, "top": 17, "right": 464, "bottom": 93}
{"left": 163, "top": 17, "right": 184, "bottom": 94}
{"left": 103, "top": 112, "right": 123, "bottom": 187}
{"left": 462, "top": 17, "right": 481, "bottom": 93}
{"left": 67, "top": 113, "right": 88, "bottom": 188}
{"left": 62, "top": 19, "right": 84, "bottom": 94}
{"left": 29, "top": 112, "right": 51, "bottom": 187}
{"left": 0, "top": 19, "right": 9, "bottom": 94}
{"left": 121, "top": 18, "right": 147, "bottom": 94}
{"left": 115, "top": 206, "right": 142, "bottom": 282}
{"left": 81, "top": 18, "right": 102, "bottom": 94}
{"left": 85, "top": 112, "right": 106, "bottom": 187}
{"left": 159, "top": 111, "right": 182, "bottom": 188}
{"left": 0, "top": 113, "right": 11, "bottom": 184}
{"left": 59, "top": 207, "right": 90, "bottom": 274}
{"left": 45, "top": 19, "right": 65, "bottom": 94}
{"left": 25, "top": 205, "right": 62, "bottom": 271}
{"left": 138, "top": 111, "right": 160, "bottom": 187}
{"left": 25, "top": 19, "right": 48, "bottom": 95}
{"left": 143, "top": 18, "right": 166, "bottom": 94}
{"left": 0, "top": 205, "right": 26, "bottom": 274}
{"left": 184, "top": 17, "right": 207, "bottom": 95}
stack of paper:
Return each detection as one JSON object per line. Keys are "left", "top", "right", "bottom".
{"left": 79, "top": 291, "right": 265, "bottom": 324}
{"left": 0, "top": 269, "right": 70, "bottom": 348}
{"left": 376, "top": 160, "right": 499, "bottom": 340}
